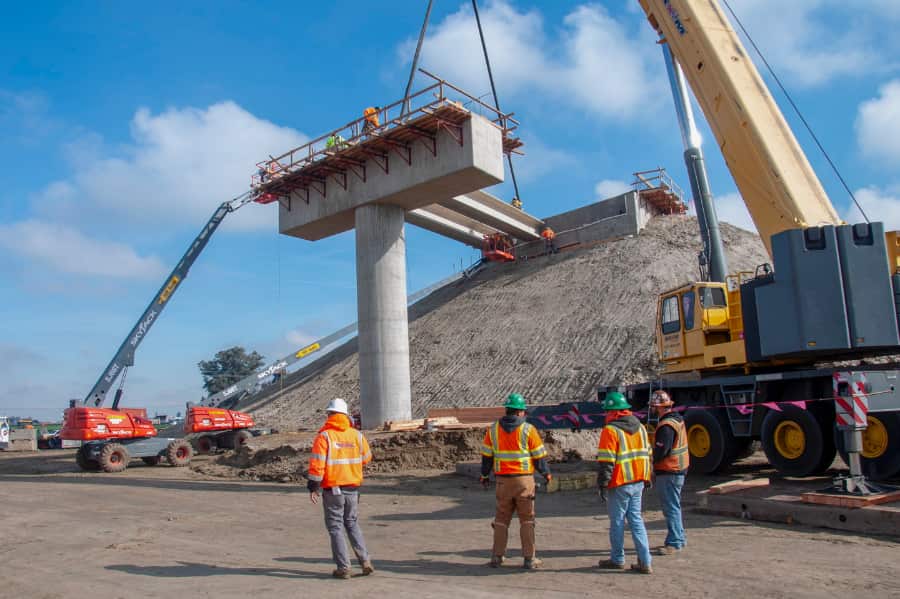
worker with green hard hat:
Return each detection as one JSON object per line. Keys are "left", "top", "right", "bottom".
{"left": 596, "top": 390, "right": 654, "bottom": 574}
{"left": 480, "top": 392, "right": 552, "bottom": 570}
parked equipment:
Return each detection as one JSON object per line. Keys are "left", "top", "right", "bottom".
{"left": 184, "top": 404, "right": 255, "bottom": 454}
{"left": 599, "top": 1, "right": 900, "bottom": 487}
{"left": 62, "top": 191, "right": 260, "bottom": 472}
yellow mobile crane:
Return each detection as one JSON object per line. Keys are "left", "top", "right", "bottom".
{"left": 601, "top": 1, "right": 900, "bottom": 489}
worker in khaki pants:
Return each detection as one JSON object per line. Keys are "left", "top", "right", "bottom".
{"left": 480, "top": 393, "right": 552, "bottom": 570}
{"left": 307, "top": 398, "right": 375, "bottom": 579}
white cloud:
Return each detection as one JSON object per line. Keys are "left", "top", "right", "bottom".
{"left": 35, "top": 101, "right": 307, "bottom": 232}
{"left": 725, "top": 1, "right": 883, "bottom": 87}
{"left": 843, "top": 186, "right": 900, "bottom": 229}
{"left": 0, "top": 220, "right": 166, "bottom": 279}
{"left": 285, "top": 328, "right": 317, "bottom": 347}
{"left": 713, "top": 192, "right": 757, "bottom": 233}
{"left": 594, "top": 179, "right": 631, "bottom": 199}
{"left": 856, "top": 79, "right": 900, "bottom": 167}
{"left": 405, "top": 1, "right": 664, "bottom": 120}
{"left": 514, "top": 136, "right": 575, "bottom": 184}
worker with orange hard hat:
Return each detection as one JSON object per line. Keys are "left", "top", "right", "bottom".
{"left": 480, "top": 393, "right": 551, "bottom": 570}
{"left": 307, "top": 398, "right": 375, "bottom": 579}
{"left": 649, "top": 389, "right": 689, "bottom": 555}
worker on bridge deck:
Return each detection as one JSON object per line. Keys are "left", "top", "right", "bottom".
{"left": 363, "top": 106, "right": 381, "bottom": 135}
{"left": 480, "top": 393, "right": 551, "bottom": 570}
{"left": 307, "top": 398, "right": 375, "bottom": 579}
{"left": 650, "top": 390, "right": 689, "bottom": 555}
{"left": 540, "top": 225, "right": 557, "bottom": 255}
{"left": 596, "top": 391, "right": 653, "bottom": 574}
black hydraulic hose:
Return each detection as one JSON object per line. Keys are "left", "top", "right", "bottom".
{"left": 402, "top": 0, "right": 434, "bottom": 118}
{"left": 471, "top": 0, "right": 521, "bottom": 202}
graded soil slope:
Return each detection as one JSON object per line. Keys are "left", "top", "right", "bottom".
{"left": 246, "top": 216, "right": 768, "bottom": 431}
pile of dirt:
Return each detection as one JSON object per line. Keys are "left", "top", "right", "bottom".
{"left": 240, "top": 216, "right": 768, "bottom": 431}
{"left": 191, "top": 428, "right": 572, "bottom": 482}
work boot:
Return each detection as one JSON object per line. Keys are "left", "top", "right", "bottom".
{"left": 654, "top": 545, "right": 682, "bottom": 556}
{"left": 523, "top": 557, "right": 543, "bottom": 570}
{"left": 488, "top": 555, "right": 504, "bottom": 568}
{"left": 361, "top": 561, "right": 375, "bottom": 576}
{"left": 597, "top": 559, "right": 626, "bottom": 570}
{"left": 332, "top": 568, "right": 352, "bottom": 579}
{"left": 630, "top": 562, "right": 653, "bottom": 575}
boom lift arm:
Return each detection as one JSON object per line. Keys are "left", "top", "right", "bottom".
{"left": 83, "top": 191, "right": 255, "bottom": 408}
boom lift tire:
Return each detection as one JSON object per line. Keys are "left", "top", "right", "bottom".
{"left": 761, "top": 406, "right": 828, "bottom": 477}
{"left": 231, "top": 429, "right": 252, "bottom": 449}
{"left": 834, "top": 411, "right": 900, "bottom": 480}
{"left": 194, "top": 435, "right": 215, "bottom": 454}
{"left": 99, "top": 443, "right": 129, "bottom": 473}
{"left": 141, "top": 456, "right": 161, "bottom": 466}
{"left": 75, "top": 446, "right": 101, "bottom": 472}
{"left": 683, "top": 409, "right": 736, "bottom": 474}
{"left": 165, "top": 439, "right": 193, "bottom": 467}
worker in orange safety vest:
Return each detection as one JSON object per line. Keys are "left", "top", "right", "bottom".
{"left": 480, "top": 393, "right": 551, "bottom": 570}
{"left": 362, "top": 106, "right": 380, "bottom": 134}
{"left": 596, "top": 391, "right": 653, "bottom": 574}
{"left": 307, "top": 398, "right": 374, "bottom": 579}
{"left": 650, "top": 390, "right": 689, "bottom": 555}
{"left": 540, "top": 226, "right": 557, "bottom": 254}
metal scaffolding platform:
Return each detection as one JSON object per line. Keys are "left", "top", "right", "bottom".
{"left": 252, "top": 71, "right": 523, "bottom": 207}
{"left": 632, "top": 168, "right": 688, "bottom": 215}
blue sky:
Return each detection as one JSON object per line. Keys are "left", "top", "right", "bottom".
{"left": 3, "top": 1, "right": 900, "bottom": 419}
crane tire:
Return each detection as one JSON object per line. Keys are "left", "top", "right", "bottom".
{"left": 231, "top": 429, "right": 252, "bottom": 450}
{"left": 75, "top": 446, "right": 101, "bottom": 472}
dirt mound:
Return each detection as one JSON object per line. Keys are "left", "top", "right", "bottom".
{"left": 192, "top": 428, "right": 571, "bottom": 482}
{"left": 241, "top": 216, "right": 768, "bottom": 431}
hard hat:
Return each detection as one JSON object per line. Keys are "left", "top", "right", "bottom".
{"left": 601, "top": 391, "right": 631, "bottom": 411}
{"left": 503, "top": 393, "right": 527, "bottom": 411}
{"left": 650, "top": 390, "right": 673, "bottom": 407}
{"left": 326, "top": 398, "right": 349, "bottom": 415}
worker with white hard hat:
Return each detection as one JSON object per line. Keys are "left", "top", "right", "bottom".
{"left": 649, "top": 390, "right": 689, "bottom": 556}
{"left": 307, "top": 398, "right": 374, "bottom": 579}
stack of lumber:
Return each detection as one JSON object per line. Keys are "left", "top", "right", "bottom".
{"left": 426, "top": 407, "right": 504, "bottom": 429}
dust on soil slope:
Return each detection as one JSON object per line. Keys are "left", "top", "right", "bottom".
{"left": 249, "top": 216, "right": 768, "bottom": 430}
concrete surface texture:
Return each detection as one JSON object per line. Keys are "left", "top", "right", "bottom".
{"left": 355, "top": 203, "right": 412, "bottom": 427}
{"left": 246, "top": 216, "right": 770, "bottom": 431}
{"left": 1, "top": 451, "right": 897, "bottom": 599}
{"left": 279, "top": 114, "right": 505, "bottom": 241}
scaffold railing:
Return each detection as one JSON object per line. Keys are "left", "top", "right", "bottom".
{"left": 632, "top": 168, "right": 688, "bottom": 215}
{"left": 251, "top": 70, "right": 522, "bottom": 195}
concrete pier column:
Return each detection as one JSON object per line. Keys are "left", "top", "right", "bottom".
{"left": 355, "top": 203, "right": 412, "bottom": 428}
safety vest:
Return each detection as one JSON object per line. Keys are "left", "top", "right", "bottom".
{"left": 597, "top": 423, "right": 651, "bottom": 488}
{"left": 363, "top": 107, "right": 379, "bottom": 127}
{"left": 482, "top": 421, "right": 547, "bottom": 475}
{"left": 308, "top": 419, "right": 372, "bottom": 488}
{"left": 655, "top": 416, "right": 689, "bottom": 473}
{"left": 541, "top": 228, "right": 555, "bottom": 240}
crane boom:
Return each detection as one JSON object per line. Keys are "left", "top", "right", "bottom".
{"left": 84, "top": 192, "right": 255, "bottom": 407}
{"left": 638, "top": 0, "right": 841, "bottom": 257}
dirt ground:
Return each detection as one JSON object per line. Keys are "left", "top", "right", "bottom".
{"left": 1, "top": 450, "right": 898, "bottom": 599}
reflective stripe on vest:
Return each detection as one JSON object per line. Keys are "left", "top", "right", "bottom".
{"left": 313, "top": 428, "right": 368, "bottom": 486}
{"left": 598, "top": 424, "right": 651, "bottom": 486}
{"left": 487, "top": 421, "right": 537, "bottom": 475}
{"left": 655, "top": 418, "right": 690, "bottom": 472}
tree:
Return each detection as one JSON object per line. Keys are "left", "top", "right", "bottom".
{"left": 198, "top": 346, "right": 265, "bottom": 395}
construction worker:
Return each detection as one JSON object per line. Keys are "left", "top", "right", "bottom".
{"left": 363, "top": 106, "right": 380, "bottom": 134}
{"left": 511, "top": 196, "right": 522, "bottom": 210}
{"left": 596, "top": 391, "right": 653, "bottom": 574}
{"left": 650, "top": 390, "right": 689, "bottom": 555}
{"left": 540, "top": 226, "right": 557, "bottom": 254}
{"left": 307, "top": 398, "right": 375, "bottom": 579}
{"left": 480, "top": 393, "right": 552, "bottom": 570}
{"left": 326, "top": 132, "right": 346, "bottom": 151}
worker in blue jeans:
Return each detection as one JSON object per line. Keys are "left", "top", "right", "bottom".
{"left": 597, "top": 392, "right": 653, "bottom": 574}
{"left": 650, "top": 390, "right": 688, "bottom": 554}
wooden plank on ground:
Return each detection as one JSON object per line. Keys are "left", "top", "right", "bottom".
{"left": 435, "top": 422, "right": 492, "bottom": 430}
{"left": 800, "top": 489, "right": 900, "bottom": 509}
{"left": 706, "top": 478, "right": 770, "bottom": 495}
{"left": 427, "top": 407, "right": 505, "bottom": 423}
